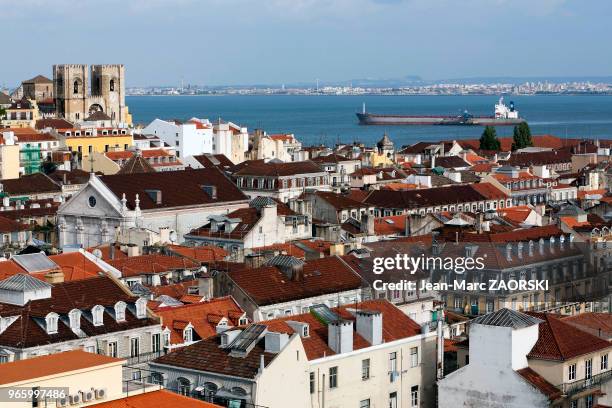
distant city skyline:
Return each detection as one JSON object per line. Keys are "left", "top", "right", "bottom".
{"left": 2, "top": 0, "right": 612, "bottom": 88}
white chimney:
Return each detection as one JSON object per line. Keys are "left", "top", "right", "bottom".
{"left": 355, "top": 310, "right": 382, "bottom": 346}
{"left": 328, "top": 319, "right": 353, "bottom": 354}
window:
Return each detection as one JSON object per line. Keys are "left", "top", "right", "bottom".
{"left": 45, "top": 313, "right": 59, "bottom": 334}
{"left": 0, "top": 354, "right": 8, "bottom": 364}
{"left": 410, "top": 347, "right": 419, "bottom": 367}
{"left": 389, "top": 352, "right": 397, "bottom": 382}
{"left": 177, "top": 377, "right": 190, "bottom": 396}
{"left": 92, "top": 305, "right": 104, "bottom": 326}
{"left": 110, "top": 79, "right": 115, "bottom": 92}
{"left": 570, "top": 401, "right": 577, "bottom": 408}
{"left": 114, "top": 301, "right": 126, "bottom": 322}
{"left": 309, "top": 372, "right": 315, "bottom": 394}
{"left": 585, "top": 358, "right": 593, "bottom": 379}
{"left": 183, "top": 327, "right": 193, "bottom": 343}
{"left": 411, "top": 385, "right": 419, "bottom": 407}
{"left": 359, "top": 399, "right": 370, "bottom": 408}
{"left": 151, "top": 372, "right": 164, "bottom": 386}
{"left": 329, "top": 366, "right": 338, "bottom": 389}
{"left": 602, "top": 354, "right": 608, "bottom": 370}
{"left": 84, "top": 345, "right": 96, "bottom": 353}
{"left": 135, "top": 298, "right": 147, "bottom": 318}
{"left": 152, "top": 333, "right": 161, "bottom": 353}
{"left": 130, "top": 337, "right": 140, "bottom": 358}
{"left": 389, "top": 392, "right": 398, "bottom": 408}
{"left": 568, "top": 363, "right": 576, "bottom": 381}
{"left": 108, "top": 341, "right": 118, "bottom": 358}
{"left": 362, "top": 359, "right": 370, "bottom": 380}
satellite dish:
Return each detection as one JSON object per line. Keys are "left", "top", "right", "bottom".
{"left": 169, "top": 231, "right": 177, "bottom": 243}
{"left": 92, "top": 249, "right": 103, "bottom": 259}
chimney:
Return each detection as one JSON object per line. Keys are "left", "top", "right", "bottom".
{"left": 110, "top": 243, "right": 115, "bottom": 260}
{"left": 126, "top": 244, "right": 140, "bottom": 257}
{"left": 430, "top": 155, "right": 436, "bottom": 169}
{"left": 328, "top": 319, "right": 353, "bottom": 354}
{"left": 404, "top": 215, "right": 412, "bottom": 237}
{"left": 356, "top": 310, "right": 382, "bottom": 346}
{"left": 259, "top": 354, "right": 265, "bottom": 374}
{"left": 198, "top": 275, "right": 213, "bottom": 300}
{"left": 264, "top": 331, "right": 289, "bottom": 353}
{"left": 44, "top": 269, "right": 64, "bottom": 284}
{"left": 360, "top": 213, "right": 375, "bottom": 235}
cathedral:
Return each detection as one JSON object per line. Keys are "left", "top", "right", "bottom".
{"left": 53, "top": 64, "right": 130, "bottom": 125}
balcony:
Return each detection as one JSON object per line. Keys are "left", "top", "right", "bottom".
{"left": 125, "top": 349, "right": 166, "bottom": 366}
{"left": 558, "top": 369, "right": 612, "bottom": 397}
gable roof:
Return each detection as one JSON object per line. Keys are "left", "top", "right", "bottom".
{"left": 1, "top": 172, "right": 61, "bottom": 195}
{"left": 99, "top": 168, "right": 248, "bottom": 210}
{"left": 434, "top": 156, "right": 470, "bottom": 169}
{"left": 233, "top": 160, "right": 324, "bottom": 177}
{"left": 23, "top": 75, "right": 52, "bottom": 84}
{"left": 0, "top": 275, "right": 158, "bottom": 349}
{"left": 117, "top": 153, "right": 156, "bottom": 174}
{"left": 108, "top": 254, "right": 199, "bottom": 277}
{"left": 227, "top": 256, "right": 364, "bottom": 306}
{"left": 526, "top": 312, "right": 612, "bottom": 361}
{"left": 154, "top": 296, "right": 245, "bottom": 344}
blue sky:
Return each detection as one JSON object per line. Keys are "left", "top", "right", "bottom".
{"left": 1, "top": 0, "right": 611, "bottom": 87}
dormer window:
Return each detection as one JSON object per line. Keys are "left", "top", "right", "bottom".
{"left": 135, "top": 298, "right": 147, "bottom": 319}
{"left": 92, "top": 305, "right": 104, "bottom": 326}
{"left": 238, "top": 317, "right": 248, "bottom": 326}
{"left": 45, "top": 312, "right": 59, "bottom": 334}
{"left": 302, "top": 325, "right": 309, "bottom": 337}
{"left": 183, "top": 327, "right": 193, "bottom": 343}
{"left": 68, "top": 309, "right": 81, "bottom": 330}
{"left": 114, "top": 301, "right": 127, "bottom": 322}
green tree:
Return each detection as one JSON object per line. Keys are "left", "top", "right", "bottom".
{"left": 479, "top": 126, "right": 501, "bottom": 150}
{"left": 511, "top": 122, "right": 533, "bottom": 151}
{"left": 0, "top": 106, "right": 6, "bottom": 125}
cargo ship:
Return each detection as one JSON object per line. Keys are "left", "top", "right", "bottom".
{"left": 356, "top": 97, "right": 525, "bottom": 126}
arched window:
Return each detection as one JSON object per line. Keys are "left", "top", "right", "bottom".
{"left": 73, "top": 80, "right": 79, "bottom": 94}
{"left": 150, "top": 372, "right": 164, "bottom": 385}
{"left": 177, "top": 377, "right": 191, "bottom": 396}
{"left": 110, "top": 79, "right": 115, "bottom": 92}
{"left": 231, "top": 387, "right": 247, "bottom": 397}
{"left": 68, "top": 309, "right": 81, "bottom": 330}
{"left": 183, "top": 327, "right": 193, "bottom": 343}
{"left": 45, "top": 312, "right": 59, "bottom": 334}
{"left": 92, "top": 305, "right": 104, "bottom": 326}
{"left": 114, "top": 301, "right": 127, "bottom": 322}
{"left": 135, "top": 298, "right": 147, "bottom": 319}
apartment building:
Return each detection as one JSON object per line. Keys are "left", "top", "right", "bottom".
{"left": 184, "top": 196, "right": 310, "bottom": 256}
{"left": 217, "top": 255, "right": 366, "bottom": 322}
{"left": 311, "top": 153, "right": 361, "bottom": 190}
{"left": 150, "top": 300, "right": 437, "bottom": 408}
{"left": 232, "top": 159, "right": 330, "bottom": 202}
{"left": 364, "top": 182, "right": 511, "bottom": 216}
{"left": 0, "top": 274, "right": 163, "bottom": 365}
{"left": 441, "top": 308, "right": 612, "bottom": 408}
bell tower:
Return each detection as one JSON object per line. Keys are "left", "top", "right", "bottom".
{"left": 53, "top": 64, "right": 89, "bottom": 122}
{"left": 91, "top": 64, "right": 125, "bottom": 123}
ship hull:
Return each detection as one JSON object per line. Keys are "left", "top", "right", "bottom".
{"left": 356, "top": 112, "right": 525, "bottom": 126}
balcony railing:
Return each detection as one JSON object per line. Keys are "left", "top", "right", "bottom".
{"left": 125, "top": 349, "right": 165, "bottom": 366}
{"left": 558, "top": 369, "right": 612, "bottom": 397}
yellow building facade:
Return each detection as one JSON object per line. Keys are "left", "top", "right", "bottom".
{"left": 59, "top": 130, "right": 133, "bottom": 162}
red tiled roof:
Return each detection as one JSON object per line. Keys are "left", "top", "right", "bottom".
{"left": 167, "top": 245, "right": 228, "bottom": 263}
{"left": 264, "top": 299, "right": 422, "bottom": 360}
{"left": 516, "top": 367, "right": 562, "bottom": 401}
{"left": 233, "top": 160, "right": 324, "bottom": 177}
{"left": 315, "top": 191, "right": 369, "bottom": 210}
{"left": 497, "top": 206, "right": 534, "bottom": 224}
{"left": 562, "top": 313, "right": 612, "bottom": 339}
{"left": 155, "top": 296, "right": 245, "bottom": 344}
{"left": 100, "top": 168, "right": 248, "bottom": 210}
{"left": 108, "top": 254, "right": 199, "bottom": 277}
{"left": 0, "top": 350, "right": 122, "bottom": 385}
{"left": 148, "top": 280, "right": 198, "bottom": 299}
{"left": 90, "top": 389, "right": 222, "bottom": 408}
{"left": 0, "top": 216, "right": 29, "bottom": 233}
{"left": 374, "top": 215, "right": 408, "bottom": 236}
{"left": 471, "top": 182, "right": 509, "bottom": 200}
{"left": 228, "top": 256, "right": 363, "bottom": 306}
{"left": 527, "top": 312, "right": 612, "bottom": 361}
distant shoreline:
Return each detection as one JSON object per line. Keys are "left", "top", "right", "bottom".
{"left": 126, "top": 93, "right": 612, "bottom": 97}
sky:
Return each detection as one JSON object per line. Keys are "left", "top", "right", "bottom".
{"left": 1, "top": 0, "right": 611, "bottom": 87}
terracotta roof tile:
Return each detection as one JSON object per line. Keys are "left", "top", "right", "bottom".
{"left": 227, "top": 256, "right": 363, "bottom": 306}
{"left": 90, "top": 389, "right": 222, "bottom": 408}
{"left": 0, "top": 350, "right": 122, "bottom": 385}
{"left": 155, "top": 296, "right": 245, "bottom": 344}
{"left": 516, "top": 367, "right": 562, "bottom": 401}
{"left": 108, "top": 254, "right": 199, "bottom": 277}
{"left": 526, "top": 312, "right": 612, "bottom": 361}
